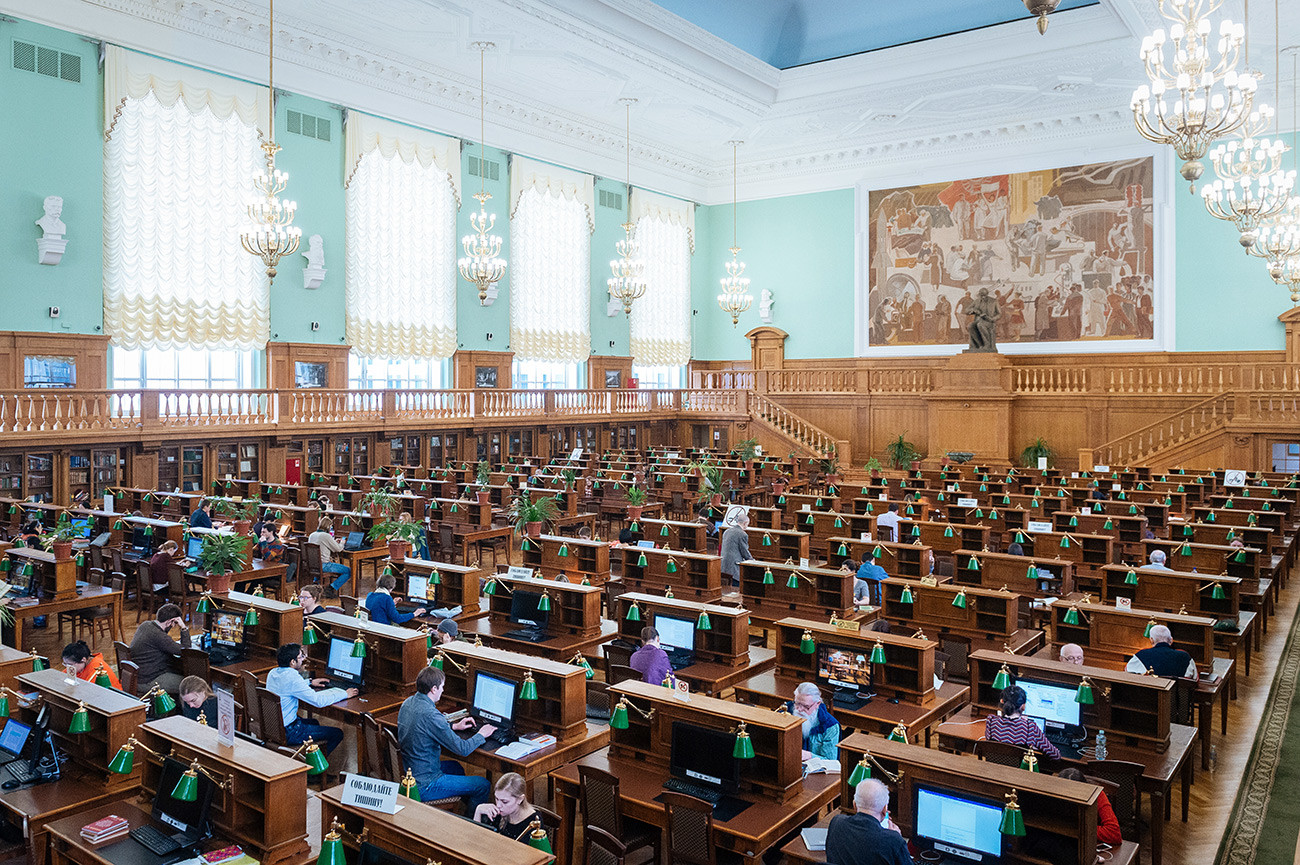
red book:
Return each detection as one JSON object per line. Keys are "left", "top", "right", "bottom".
{"left": 80, "top": 815, "right": 128, "bottom": 838}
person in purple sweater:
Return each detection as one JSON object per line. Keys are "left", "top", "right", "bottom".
{"left": 364, "top": 574, "right": 425, "bottom": 625}
{"left": 629, "top": 626, "right": 674, "bottom": 686}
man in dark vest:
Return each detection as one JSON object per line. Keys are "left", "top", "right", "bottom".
{"left": 1125, "top": 624, "right": 1196, "bottom": 678}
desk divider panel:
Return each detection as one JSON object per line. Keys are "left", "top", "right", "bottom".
{"left": 398, "top": 557, "right": 483, "bottom": 618}
{"left": 1051, "top": 511, "right": 1150, "bottom": 551}
{"left": 737, "top": 560, "right": 854, "bottom": 621}
{"left": 212, "top": 591, "right": 303, "bottom": 656}
{"left": 771, "top": 617, "right": 937, "bottom": 704}
{"left": 950, "top": 550, "right": 1076, "bottom": 599}
{"left": 894, "top": 520, "right": 992, "bottom": 558}
{"left": 967, "top": 649, "right": 1172, "bottom": 751}
{"left": 793, "top": 510, "right": 874, "bottom": 554}
{"left": 440, "top": 640, "right": 588, "bottom": 742}
{"left": 826, "top": 537, "right": 934, "bottom": 580}
{"left": 607, "top": 680, "right": 805, "bottom": 803}
{"left": 1142, "top": 539, "right": 1262, "bottom": 584}
{"left": 485, "top": 575, "right": 603, "bottom": 639}
{"left": 613, "top": 593, "right": 750, "bottom": 667}
{"left": 746, "top": 527, "right": 811, "bottom": 564}
{"left": 430, "top": 498, "right": 492, "bottom": 528}
{"left": 1100, "top": 564, "right": 1241, "bottom": 621}
{"left": 880, "top": 579, "right": 1019, "bottom": 641}
{"left": 4, "top": 547, "right": 77, "bottom": 600}
{"left": 1049, "top": 602, "right": 1215, "bottom": 667}
{"left": 519, "top": 534, "right": 611, "bottom": 586}
{"left": 615, "top": 544, "right": 722, "bottom": 602}
{"left": 307, "top": 611, "right": 429, "bottom": 690}
{"left": 639, "top": 519, "right": 709, "bottom": 553}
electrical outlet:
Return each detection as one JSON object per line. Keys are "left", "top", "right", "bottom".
{"left": 486, "top": 332, "right": 494, "bottom": 341}
{"left": 48, "top": 306, "right": 59, "bottom": 318}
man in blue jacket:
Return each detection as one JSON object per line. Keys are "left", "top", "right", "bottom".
{"left": 785, "top": 681, "right": 840, "bottom": 761}
{"left": 364, "top": 573, "right": 425, "bottom": 625}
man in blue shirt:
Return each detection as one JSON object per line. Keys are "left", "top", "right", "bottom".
{"left": 855, "top": 557, "right": 890, "bottom": 606}
{"left": 265, "top": 643, "right": 356, "bottom": 756}
{"left": 364, "top": 573, "right": 425, "bottom": 625}
{"left": 397, "top": 666, "right": 497, "bottom": 809}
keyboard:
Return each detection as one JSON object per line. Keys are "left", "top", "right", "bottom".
{"left": 208, "top": 649, "right": 242, "bottom": 666}
{"left": 663, "top": 777, "right": 724, "bottom": 804}
{"left": 503, "top": 628, "right": 548, "bottom": 643}
{"left": 5, "top": 761, "right": 36, "bottom": 783}
{"left": 129, "top": 824, "right": 183, "bottom": 856}
{"left": 482, "top": 727, "right": 514, "bottom": 746}
{"left": 666, "top": 652, "right": 695, "bottom": 671}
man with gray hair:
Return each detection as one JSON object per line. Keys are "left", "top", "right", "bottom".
{"left": 825, "top": 778, "right": 911, "bottom": 865}
{"left": 719, "top": 511, "right": 751, "bottom": 587}
{"left": 783, "top": 682, "right": 840, "bottom": 761}
{"left": 1146, "top": 549, "right": 1171, "bottom": 570}
{"left": 1126, "top": 624, "right": 1196, "bottom": 678}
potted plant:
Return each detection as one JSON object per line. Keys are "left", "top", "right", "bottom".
{"left": 690, "top": 461, "right": 726, "bottom": 507}
{"left": 865, "top": 457, "right": 883, "bottom": 480}
{"left": 213, "top": 497, "right": 261, "bottom": 536}
{"left": 360, "top": 489, "right": 400, "bottom": 520}
{"left": 818, "top": 448, "right": 841, "bottom": 486}
{"left": 1021, "top": 437, "right": 1053, "bottom": 469}
{"left": 561, "top": 467, "right": 578, "bottom": 493}
{"left": 40, "top": 513, "right": 81, "bottom": 562}
{"left": 884, "top": 434, "right": 918, "bottom": 470}
{"left": 196, "top": 532, "right": 252, "bottom": 594}
{"left": 771, "top": 474, "right": 788, "bottom": 496}
{"left": 625, "top": 485, "right": 649, "bottom": 522}
{"left": 510, "top": 490, "right": 559, "bottom": 539}
{"left": 368, "top": 519, "right": 423, "bottom": 562}
{"left": 734, "top": 437, "right": 759, "bottom": 462}
{"left": 474, "top": 460, "right": 493, "bottom": 506}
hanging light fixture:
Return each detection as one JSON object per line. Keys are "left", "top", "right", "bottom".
{"left": 458, "top": 42, "right": 507, "bottom": 305}
{"left": 608, "top": 98, "right": 647, "bottom": 315}
{"left": 1024, "top": 0, "right": 1063, "bottom": 35}
{"left": 717, "top": 140, "right": 753, "bottom": 327}
{"left": 240, "top": 0, "right": 301, "bottom": 281}
{"left": 1131, "top": 0, "right": 1257, "bottom": 192}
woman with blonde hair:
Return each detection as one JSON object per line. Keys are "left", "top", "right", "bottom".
{"left": 178, "top": 676, "right": 218, "bottom": 726}
{"left": 473, "top": 772, "right": 539, "bottom": 840}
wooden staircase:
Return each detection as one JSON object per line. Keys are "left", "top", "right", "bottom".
{"left": 747, "top": 391, "right": 851, "bottom": 464}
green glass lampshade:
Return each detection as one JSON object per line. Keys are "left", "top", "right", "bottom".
{"left": 382, "top": 565, "right": 393, "bottom": 578}
{"left": 1233, "top": 549, "right": 1247, "bottom": 563}
{"left": 777, "top": 496, "right": 786, "bottom": 504}
{"left": 1075, "top": 679, "right": 1095, "bottom": 705}
{"left": 999, "top": 798, "right": 1026, "bottom": 837}
{"left": 870, "top": 641, "right": 887, "bottom": 665}
{"left": 244, "top": 607, "right": 260, "bottom": 627}
{"left": 1026, "top": 564, "right": 1038, "bottom": 581}
{"left": 847, "top": 757, "right": 871, "bottom": 787}
{"left": 195, "top": 594, "right": 213, "bottom": 615}
{"left": 484, "top": 578, "right": 498, "bottom": 596}
{"left": 341, "top": 516, "right": 350, "bottom": 527}
{"left": 837, "top": 543, "right": 848, "bottom": 556}
{"left": 95, "top": 670, "right": 112, "bottom": 688}
{"left": 519, "top": 673, "right": 539, "bottom": 701}
{"left": 1002, "top": 495, "right": 1011, "bottom": 505}
{"left": 911, "top": 525, "right": 921, "bottom": 537}
{"left": 1129, "top": 504, "right": 1138, "bottom": 514}
{"left": 1180, "top": 543, "right": 1192, "bottom": 557}
{"left": 966, "top": 556, "right": 980, "bottom": 571}
{"left": 799, "top": 630, "right": 816, "bottom": 654}
{"left": 974, "top": 509, "right": 984, "bottom": 518}
{"left": 834, "top": 517, "right": 843, "bottom": 528}
{"left": 637, "top": 553, "right": 648, "bottom": 567}
{"left": 992, "top": 664, "right": 1011, "bottom": 691}
{"left": 732, "top": 726, "right": 755, "bottom": 760}
{"left": 762, "top": 534, "right": 772, "bottom": 547}
{"left": 990, "top": 509, "right": 999, "bottom": 520}
{"left": 943, "top": 526, "right": 954, "bottom": 538}
{"left": 629, "top": 522, "right": 639, "bottom": 532}
{"left": 1020, "top": 752, "right": 1039, "bottom": 772}
{"left": 815, "top": 498, "right": 824, "bottom": 508}
{"left": 558, "top": 544, "right": 569, "bottom": 558}
{"left": 786, "top": 572, "right": 800, "bottom": 589}
{"left": 154, "top": 689, "right": 177, "bottom": 715}
{"left": 1125, "top": 569, "right": 1138, "bottom": 585}
{"left": 578, "top": 657, "right": 594, "bottom": 679}
{"left": 1207, "top": 512, "right": 1216, "bottom": 522}
{"left": 108, "top": 744, "right": 135, "bottom": 775}
{"left": 1183, "top": 525, "right": 1194, "bottom": 537}
{"left": 872, "top": 546, "right": 883, "bottom": 560}
{"left": 303, "top": 741, "right": 329, "bottom": 775}
{"left": 527, "top": 823, "right": 553, "bottom": 854}
{"left": 951, "top": 590, "right": 967, "bottom": 609}
{"left": 626, "top": 602, "right": 641, "bottom": 622}
{"left": 537, "top": 592, "right": 552, "bottom": 612}
{"left": 31, "top": 655, "right": 48, "bottom": 672}
{"left": 666, "top": 558, "right": 678, "bottom": 574}
{"left": 1069, "top": 516, "right": 1078, "bottom": 527}
{"left": 317, "top": 833, "right": 346, "bottom": 865}
{"left": 1212, "top": 582, "right": 1227, "bottom": 599}
{"left": 351, "top": 637, "right": 367, "bottom": 658}
{"left": 1248, "top": 514, "right": 1258, "bottom": 526}
{"left": 1144, "top": 619, "right": 1156, "bottom": 638}
{"left": 171, "top": 767, "right": 199, "bottom": 801}
{"left": 1225, "top": 499, "right": 1234, "bottom": 509}
{"left": 68, "top": 703, "right": 91, "bottom": 734}
{"left": 697, "top": 611, "right": 712, "bottom": 630}
{"left": 0, "top": 560, "right": 8, "bottom": 573}
{"left": 660, "top": 525, "right": 670, "bottom": 537}
{"left": 0, "top": 694, "right": 8, "bottom": 717}
{"left": 610, "top": 700, "right": 630, "bottom": 730}
{"left": 805, "top": 514, "right": 814, "bottom": 525}
{"left": 887, "top": 724, "right": 908, "bottom": 743}
{"left": 1063, "top": 606, "right": 1080, "bottom": 626}
{"left": 900, "top": 586, "right": 914, "bottom": 604}
{"left": 1059, "top": 536, "right": 1070, "bottom": 548}
{"left": 302, "top": 624, "right": 319, "bottom": 646}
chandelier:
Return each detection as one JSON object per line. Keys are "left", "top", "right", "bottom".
{"left": 717, "top": 140, "right": 752, "bottom": 327}
{"left": 608, "top": 98, "right": 646, "bottom": 315}
{"left": 240, "top": 0, "right": 301, "bottom": 282}
{"left": 1131, "top": 0, "right": 1256, "bottom": 192}
{"left": 1023, "top": 0, "right": 1062, "bottom": 35}
{"left": 458, "top": 42, "right": 507, "bottom": 305}
{"left": 1201, "top": 108, "right": 1295, "bottom": 248}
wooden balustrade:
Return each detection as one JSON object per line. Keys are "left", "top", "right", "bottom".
{"left": 0, "top": 390, "right": 140, "bottom": 435}
{"left": 1083, "top": 392, "right": 1237, "bottom": 467}
{"left": 1011, "top": 365, "right": 1089, "bottom": 393}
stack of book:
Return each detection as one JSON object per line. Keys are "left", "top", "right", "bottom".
{"left": 80, "top": 815, "right": 129, "bottom": 844}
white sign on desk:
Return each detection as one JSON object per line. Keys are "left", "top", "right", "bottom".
{"left": 341, "top": 774, "right": 402, "bottom": 814}
{"left": 1224, "top": 469, "right": 1248, "bottom": 487}
{"left": 568, "top": 448, "right": 583, "bottom": 462}
{"left": 216, "top": 686, "right": 235, "bottom": 746}
{"left": 1027, "top": 520, "right": 1053, "bottom": 533}
{"left": 506, "top": 566, "right": 535, "bottom": 581}
{"left": 956, "top": 497, "right": 979, "bottom": 508}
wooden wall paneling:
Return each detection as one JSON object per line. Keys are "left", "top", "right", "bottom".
{"left": 131, "top": 450, "right": 159, "bottom": 492}
{"left": 3, "top": 332, "right": 110, "bottom": 390}
{"left": 453, "top": 350, "right": 514, "bottom": 389}
{"left": 265, "top": 343, "right": 350, "bottom": 390}
{"left": 588, "top": 356, "right": 633, "bottom": 388}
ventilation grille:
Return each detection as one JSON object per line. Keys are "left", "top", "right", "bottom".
{"left": 13, "top": 41, "right": 81, "bottom": 82}
{"left": 285, "top": 109, "right": 331, "bottom": 141}
{"left": 467, "top": 155, "right": 501, "bottom": 181}
{"left": 598, "top": 189, "right": 624, "bottom": 210}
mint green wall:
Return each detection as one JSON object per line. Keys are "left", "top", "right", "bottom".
{"left": 457, "top": 144, "right": 511, "bottom": 353}
{"left": 691, "top": 190, "right": 856, "bottom": 360}
{"left": 0, "top": 20, "right": 103, "bottom": 336}
{"left": 590, "top": 178, "right": 630, "bottom": 357}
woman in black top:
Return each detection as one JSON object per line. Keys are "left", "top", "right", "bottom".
{"left": 179, "top": 676, "right": 218, "bottom": 727}
{"left": 473, "top": 772, "right": 541, "bottom": 842}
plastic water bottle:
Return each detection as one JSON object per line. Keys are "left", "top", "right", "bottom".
{"left": 1209, "top": 745, "right": 1217, "bottom": 773}
{"left": 1094, "top": 730, "right": 1108, "bottom": 760}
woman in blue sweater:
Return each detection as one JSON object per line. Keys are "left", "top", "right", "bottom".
{"left": 364, "top": 573, "right": 425, "bottom": 625}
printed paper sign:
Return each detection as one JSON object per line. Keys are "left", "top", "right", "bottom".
{"left": 506, "top": 566, "right": 535, "bottom": 581}
{"left": 568, "top": 448, "right": 583, "bottom": 461}
{"left": 723, "top": 504, "right": 749, "bottom": 528}
{"left": 956, "top": 498, "right": 979, "bottom": 508}
{"left": 1027, "top": 520, "right": 1053, "bottom": 533}
{"left": 341, "top": 774, "right": 401, "bottom": 814}
{"left": 217, "top": 687, "right": 235, "bottom": 746}
{"left": 1037, "top": 457, "right": 1048, "bottom": 470}
{"left": 1224, "top": 469, "right": 1247, "bottom": 487}
{"left": 1116, "top": 596, "right": 1132, "bottom": 610}
{"left": 1094, "top": 465, "right": 1110, "bottom": 472}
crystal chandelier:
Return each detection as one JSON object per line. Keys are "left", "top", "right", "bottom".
{"left": 1201, "top": 108, "right": 1295, "bottom": 248}
{"left": 458, "top": 42, "right": 507, "bottom": 305}
{"left": 717, "top": 140, "right": 752, "bottom": 327}
{"left": 608, "top": 98, "right": 646, "bottom": 315}
{"left": 240, "top": 0, "right": 301, "bottom": 282}
{"left": 1131, "top": 0, "right": 1256, "bottom": 192}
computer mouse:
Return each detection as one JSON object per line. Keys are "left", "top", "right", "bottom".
{"left": 888, "top": 697, "right": 900, "bottom": 704}
{"left": 2, "top": 780, "right": 21, "bottom": 790}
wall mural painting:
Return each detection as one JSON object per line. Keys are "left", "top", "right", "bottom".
{"left": 868, "top": 157, "right": 1155, "bottom": 347}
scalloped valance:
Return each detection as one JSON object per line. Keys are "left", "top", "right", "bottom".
{"left": 510, "top": 156, "right": 595, "bottom": 234}
{"left": 630, "top": 188, "right": 695, "bottom": 252}
{"left": 344, "top": 110, "right": 461, "bottom": 207}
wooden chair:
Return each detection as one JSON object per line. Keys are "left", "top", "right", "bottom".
{"left": 180, "top": 647, "right": 211, "bottom": 681}
{"left": 1085, "top": 759, "right": 1145, "bottom": 840}
{"left": 476, "top": 532, "right": 508, "bottom": 569}
{"left": 59, "top": 567, "right": 105, "bottom": 640}
{"left": 113, "top": 640, "right": 132, "bottom": 669}
{"left": 583, "top": 826, "right": 630, "bottom": 865}
{"left": 938, "top": 636, "right": 971, "bottom": 681}
{"left": 257, "top": 687, "right": 288, "bottom": 747}
{"left": 603, "top": 642, "right": 634, "bottom": 674}
{"left": 301, "top": 542, "right": 324, "bottom": 585}
{"left": 359, "top": 712, "right": 386, "bottom": 778}
{"left": 662, "top": 790, "right": 723, "bottom": 865}
{"left": 135, "top": 561, "right": 167, "bottom": 623}
{"left": 240, "top": 670, "right": 264, "bottom": 740}
{"left": 577, "top": 765, "right": 659, "bottom": 865}
{"left": 974, "top": 738, "right": 1035, "bottom": 769}
{"left": 73, "top": 570, "right": 116, "bottom": 646}
{"left": 380, "top": 726, "right": 464, "bottom": 812}
{"left": 585, "top": 680, "right": 612, "bottom": 720}
{"left": 339, "top": 595, "right": 358, "bottom": 616}
{"left": 436, "top": 524, "right": 458, "bottom": 563}
{"left": 608, "top": 664, "right": 639, "bottom": 686}
{"left": 167, "top": 564, "right": 204, "bottom": 622}
{"left": 88, "top": 544, "right": 105, "bottom": 574}
{"left": 1172, "top": 678, "right": 1195, "bottom": 727}
{"left": 119, "top": 660, "right": 140, "bottom": 696}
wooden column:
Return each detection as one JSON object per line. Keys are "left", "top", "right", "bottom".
{"left": 927, "top": 351, "right": 1013, "bottom": 466}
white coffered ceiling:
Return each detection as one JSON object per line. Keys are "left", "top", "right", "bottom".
{"left": 3, "top": 0, "right": 1292, "bottom": 203}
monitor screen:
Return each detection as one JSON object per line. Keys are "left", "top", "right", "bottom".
{"left": 407, "top": 575, "right": 430, "bottom": 601}
{"left": 509, "top": 590, "right": 550, "bottom": 630}
{"left": 654, "top": 614, "right": 696, "bottom": 652}
{"left": 1019, "top": 679, "right": 1082, "bottom": 727}
{"left": 131, "top": 526, "right": 152, "bottom": 550}
{"left": 345, "top": 531, "right": 366, "bottom": 550}
{"left": 210, "top": 610, "right": 246, "bottom": 648}
{"left": 817, "top": 644, "right": 873, "bottom": 691}
{"left": 152, "top": 756, "right": 216, "bottom": 838}
{"left": 471, "top": 671, "right": 517, "bottom": 725}
{"left": 186, "top": 537, "right": 204, "bottom": 559}
{"left": 327, "top": 636, "right": 364, "bottom": 680}
{"left": 915, "top": 787, "right": 1003, "bottom": 858}
{"left": 0, "top": 719, "right": 31, "bottom": 757}
{"left": 70, "top": 518, "right": 91, "bottom": 539}
{"left": 669, "top": 721, "right": 740, "bottom": 792}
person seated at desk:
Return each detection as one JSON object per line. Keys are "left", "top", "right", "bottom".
{"left": 719, "top": 512, "right": 751, "bottom": 587}
{"left": 298, "top": 584, "right": 342, "bottom": 617}
{"left": 251, "top": 508, "right": 276, "bottom": 540}
{"left": 1005, "top": 542, "right": 1025, "bottom": 556}
{"left": 1059, "top": 643, "right": 1085, "bottom": 665}
{"left": 397, "top": 512, "right": 429, "bottom": 559}
{"left": 397, "top": 666, "right": 495, "bottom": 810}
{"left": 875, "top": 504, "right": 901, "bottom": 541}
{"left": 431, "top": 618, "right": 459, "bottom": 645}
{"left": 629, "top": 625, "right": 674, "bottom": 686}
{"left": 1058, "top": 768, "right": 1122, "bottom": 843}
{"left": 266, "top": 643, "right": 356, "bottom": 756}
{"left": 150, "top": 540, "right": 182, "bottom": 586}
{"left": 365, "top": 573, "right": 425, "bottom": 625}
{"left": 985, "top": 685, "right": 1060, "bottom": 760}
{"left": 131, "top": 603, "right": 191, "bottom": 694}
{"left": 190, "top": 498, "right": 213, "bottom": 529}
{"left": 179, "top": 675, "right": 218, "bottom": 727}
{"left": 854, "top": 556, "right": 890, "bottom": 606}
{"left": 1125, "top": 624, "right": 1196, "bottom": 678}
{"left": 785, "top": 681, "right": 840, "bottom": 761}
{"left": 62, "top": 640, "right": 121, "bottom": 689}
{"left": 825, "top": 778, "right": 911, "bottom": 865}
{"left": 474, "top": 772, "right": 540, "bottom": 841}
{"left": 18, "top": 520, "right": 42, "bottom": 547}
{"left": 576, "top": 525, "right": 592, "bottom": 540}
{"left": 1146, "top": 549, "right": 1172, "bottom": 571}
{"left": 309, "top": 516, "right": 351, "bottom": 595}
{"left": 255, "top": 526, "right": 285, "bottom": 564}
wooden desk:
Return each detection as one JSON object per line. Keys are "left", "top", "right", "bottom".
{"left": 466, "top": 616, "right": 619, "bottom": 660}
{"left": 452, "top": 524, "right": 514, "bottom": 567}
{"left": 46, "top": 801, "right": 162, "bottom": 865}
{"left": 6, "top": 586, "right": 123, "bottom": 650}
{"left": 0, "top": 766, "right": 135, "bottom": 865}
{"left": 549, "top": 750, "right": 839, "bottom": 865}
{"left": 336, "top": 546, "right": 391, "bottom": 594}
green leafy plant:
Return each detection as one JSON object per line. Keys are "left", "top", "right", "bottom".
{"left": 1021, "top": 438, "right": 1053, "bottom": 468}
{"left": 475, "top": 460, "right": 492, "bottom": 487}
{"left": 196, "top": 532, "right": 252, "bottom": 576}
{"left": 367, "top": 518, "right": 424, "bottom": 546}
{"left": 561, "top": 468, "right": 578, "bottom": 491}
{"left": 212, "top": 496, "right": 262, "bottom": 521}
{"left": 734, "top": 438, "right": 759, "bottom": 461}
{"left": 865, "top": 457, "right": 882, "bottom": 474}
{"left": 39, "top": 513, "right": 82, "bottom": 551}
{"left": 360, "top": 489, "right": 401, "bottom": 520}
{"left": 818, "top": 447, "right": 841, "bottom": 477}
{"left": 509, "top": 490, "right": 560, "bottom": 535}
{"left": 884, "top": 434, "right": 919, "bottom": 470}
{"left": 625, "top": 485, "right": 649, "bottom": 507}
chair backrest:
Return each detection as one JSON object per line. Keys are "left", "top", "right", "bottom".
{"left": 340, "top": 595, "right": 358, "bottom": 616}
{"left": 87, "top": 567, "right": 106, "bottom": 588}
{"left": 359, "top": 712, "right": 386, "bottom": 778}
{"left": 89, "top": 544, "right": 105, "bottom": 572}
{"left": 662, "top": 790, "right": 717, "bottom": 865}
{"left": 110, "top": 547, "right": 124, "bottom": 574}
{"left": 1171, "top": 677, "right": 1195, "bottom": 726}
{"left": 585, "top": 680, "right": 611, "bottom": 720}
{"left": 439, "top": 523, "right": 455, "bottom": 550}
{"left": 603, "top": 642, "right": 634, "bottom": 673}
{"left": 257, "top": 686, "right": 288, "bottom": 746}
{"left": 939, "top": 636, "right": 970, "bottom": 680}
{"left": 583, "top": 826, "right": 626, "bottom": 865}
{"left": 382, "top": 726, "right": 405, "bottom": 782}
{"left": 241, "top": 670, "right": 264, "bottom": 740}
{"left": 167, "top": 564, "right": 191, "bottom": 599}
{"left": 578, "top": 764, "right": 625, "bottom": 836}
{"left": 1084, "top": 759, "right": 1145, "bottom": 834}
{"left": 119, "top": 660, "right": 140, "bottom": 696}
{"left": 180, "top": 647, "right": 211, "bottom": 680}
{"left": 608, "top": 664, "right": 639, "bottom": 686}
{"left": 110, "top": 573, "right": 128, "bottom": 593}
{"left": 135, "top": 561, "right": 153, "bottom": 594}
{"left": 113, "top": 640, "right": 132, "bottom": 667}
{"left": 302, "top": 542, "right": 323, "bottom": 578}
{"left": 974, "top": 738, "right": 1033, "bottom": 769}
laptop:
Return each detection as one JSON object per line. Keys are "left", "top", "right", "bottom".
{"left": 343, "top": 531, "right": 366, "bottom": 552}
{"left": 0, "top": 719, "right": 32, "bottom": 767}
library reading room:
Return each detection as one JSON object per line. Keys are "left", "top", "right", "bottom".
{"left": 3, "top": 1, "right": 1300, "bottom": 864}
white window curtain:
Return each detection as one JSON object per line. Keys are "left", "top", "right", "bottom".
{"left": 103, "top": 45, "right": 269, "bottom": 350}
{"left": 344, "top": 111, "right": 460, "bottom": 360}
{"left": 509, "top": 157, "right": 595, "bottom": 363}
{"left": 629, "top": 189, "right": 694, "bottom": 366}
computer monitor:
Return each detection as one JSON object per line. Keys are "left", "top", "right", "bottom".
{"left": 668, "top": 721, "right": 740, "bottom": 793}
{"left": 70, "top": 518, "right": 91, "bottom": 539}
{"left": 186, "top": 536, "right": 204, "bottom": 559}
{"left": 914, "top": 786, "right": 1004, "bottom": 862}
{"left": 357, "top": 842, "right": 418, "bottom": 865}
{"left": 1018, "top": 678, "right": 1082, "bottom": 729}
{"left": 0, "top": 719, "right": 32, "bottom": 759}
{"left": 344, "top": 531, "right": 366, "bottom": 551}
{"left": 407, "top": 574, "right": 430, "bottom": 601}
{"left": 470, "top": 670, "right": 517, "bottom": 727}
{"left": 508, "top": 590, "right": 550, "bottom": 631}
{"left": 210, "top": 609, "right": 246, "bottom": 650}
{"left": 326, "top": 636, "right": 364, "bottom": 685}
{"left": 151, "top": 756, "right": 216, "bottom": 839}
{"left": 816, "top": 644, "right": 873, "bottom": 695}
{"left": 653, "top": 614, "right": 696, "bottom": 653}
{"left": 131, "top": 526, "right": 154, "bottom": 552}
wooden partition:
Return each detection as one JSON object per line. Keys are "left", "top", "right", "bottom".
{"left": 895, "top": 519, "right": 992, "bottom": 557}
{"left": 398, "top": 557, "right": 483, "bottom": 618}
{"left": 210, "top": 591, "right": 303, "bottom": 656}
{"left": 615, "top": 544, "right": 722, "bottom": 602}
{"left": 950, "top": 549, "right": 1076, "bottom": 598}
{"left": 306, "top": 612, "right": 428, "bottom": 691}
{"left": 736, "top": 559, "right": 855, "bottom": 623}
{"left": 639, "top": 518, "right": 709, "bottom": 553}
{"left": 613, "top": 593, "right": 750, "bottom": 666}
{"left": 747, "top": 526, "right": 811, "bottom": 564}
{"left": 826, "top": 537, "right": 934, "bottom": 579}
{"left": 1049, "top": 601, "right": 1215, "bottom": 668}
{"left": 770, "top": 617, "right": 937, "bottom": 704}
{"left": 520, "top": 534, "right": 610, "bottom": 585}
{"left": 439, "top": 640, "right": 588, "bottom": 742}
{"left": 431, "top": 497, "right": 491, "bottom": 528}
{"left": 4, "top": 547, "right": 76, "bottom": 600}
{"left": 1142, "top": 539, "right": 1263, "bottom": 583}
{"left": 484, "top": 575, "right": 603, "bottom": 639}
{"left": 1100, "top": 564, "right": 1241, "bottom": 621}
{"left": 880, "top": 579, "right": 1019, "bottom": 642}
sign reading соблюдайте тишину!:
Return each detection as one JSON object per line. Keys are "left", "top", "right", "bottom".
{"left": 340, "top": 774, "right": 401, "bottom": 814}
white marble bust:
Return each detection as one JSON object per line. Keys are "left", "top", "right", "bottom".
{"left": 36, "top": 196, "right": 66, "bottom": 240}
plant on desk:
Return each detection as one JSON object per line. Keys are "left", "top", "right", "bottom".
{"left": 196, "top": 532, "right": 252, "bottom": 594}
{"left": 884, "top": 434, "right": 920, "bottom": 470}
{"left": 510, "top": 490, "right": 559, "bottom": 540}
{"left": 360, "top": 489, "right": 401, "bottom": 520}
{"left": 39, "top": 512, "right": 81, "bottom": 561}
{"left": 473, "top": 460, "right": 493, "bottom": 505}
{"left": 733, "top": 437, "right": 759, "bottom": 462}
{"left": 818, "top": 446, "right": 842, "bottom": 485}
{"left": 1021, "top": 437, "right": 1053, "bottom": 469}
{"left": 213, "top": 496, "right": 262, "bottom": 534}
{"left": 368, "top": 518, "right": 423, "bottom": 561}
{"left": 624, "top": 485, "right": 648, "bottom": 522}
{"left": 689, "top": 460, "right": 726, "bottom": 506}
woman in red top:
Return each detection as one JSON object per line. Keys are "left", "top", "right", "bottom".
{"left": 62, "top": 641, "right": 122, "bottom": 690}
{"left": 1058, "top": 768, "right": 1122, "bottom": 844}
{"left": 984, "top": 685, "right": 1061, "bottom": 760}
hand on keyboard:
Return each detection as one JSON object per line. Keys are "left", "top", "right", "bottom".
{"left": 478, "top": 724, "right": 498, "bottom": 740}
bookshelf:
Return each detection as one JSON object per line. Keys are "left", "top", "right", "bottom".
{"left": 306, "top": 612, "right": 429, "bottom": 690}
{"left": 639, "top": 518, "right": 709, "bottom": 553}
{"left": 894, "top": 519, "right": 992, "bottom": 558}
{"left": 880, "top": 579, "right": 1019, "bottom": 641}
{"left": 398, "top": 558, "right": 483, "bottom": 619}
{"left": 826, "top": 537, "right": 934, "bottom": 579}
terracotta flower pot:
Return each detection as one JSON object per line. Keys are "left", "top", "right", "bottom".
{"left": 234, "top": 519, "right": 253, "bottom": 536}
{"left": 52, "top": 541, "right": 73, "bottom": 562}
{"left": 477, "top": 491, "right": 492, "bottom": 506}
{"left": 772, "top": 482, "right": 786, "bottom": 495}
{"left": 387, "top": 540, "right": 410, "bottom": 562}
{"left": 526, "top": 521, "right": 543, "bottom": 539}
{"left": 826, "top": 473, "right": 842, "bottom": 486}
{"left": 208, "top": 571, "right": 232, "bottom": 594}
{"left": 627, "top": 505, "right": 643, "bottom": 522}
{"left": 711, "top": 494, "right": 723, "bottom": 507}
